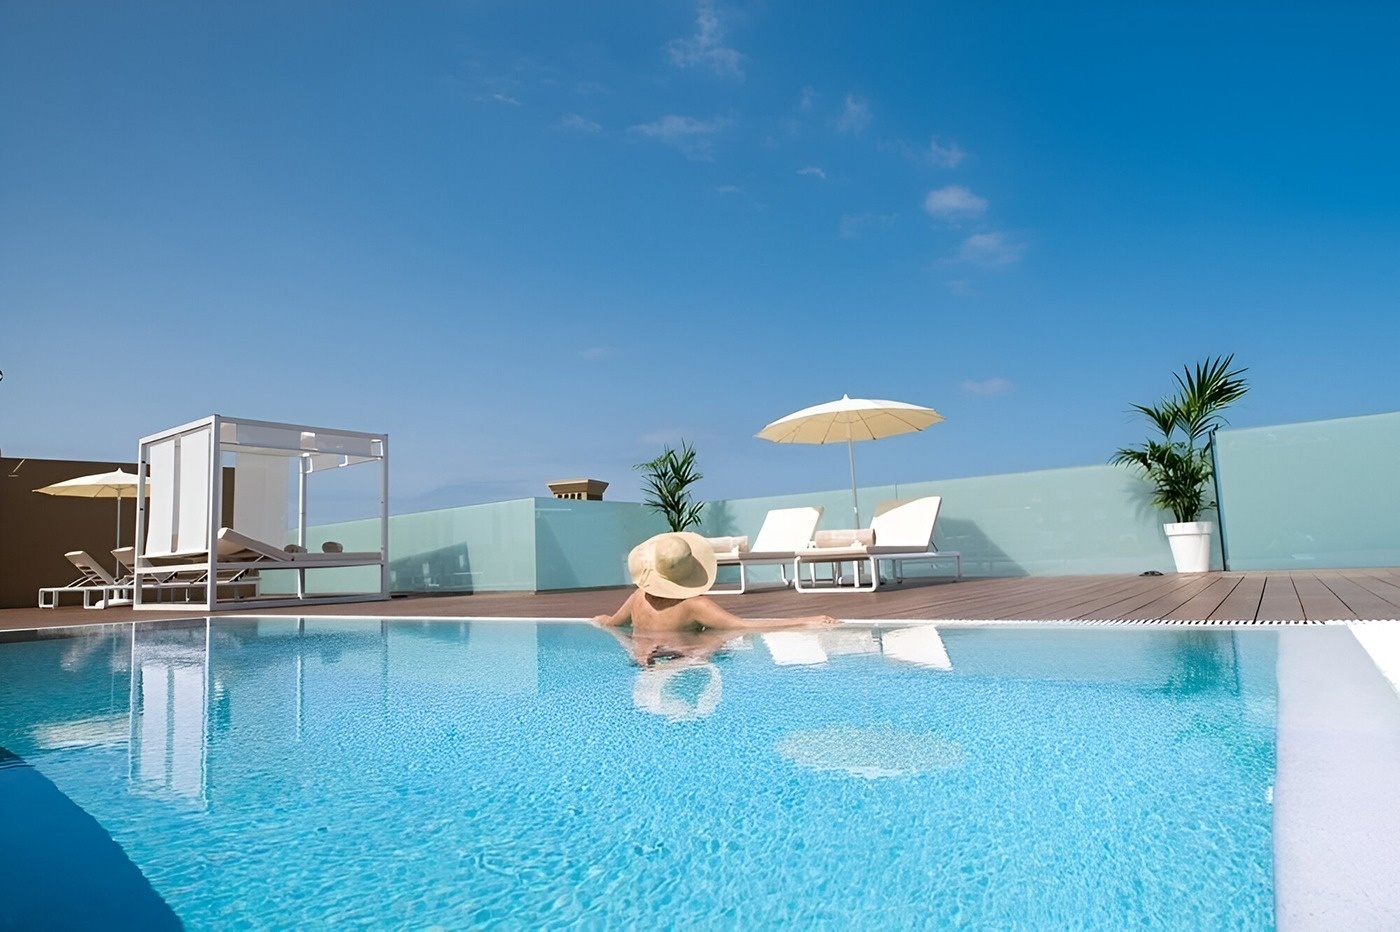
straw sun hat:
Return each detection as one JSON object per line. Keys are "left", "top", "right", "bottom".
{"left": 627, "top": 531, "right": 717, "bottom": 599}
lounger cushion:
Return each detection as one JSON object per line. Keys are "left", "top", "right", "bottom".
{"left": 705, "top": 536, "right": 750, "bottom": 558}
{"left": 813, "top": 529, "right": 875, "bottom": 548}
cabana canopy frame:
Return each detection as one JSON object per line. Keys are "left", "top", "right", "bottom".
{"left": 132, "top": 415, "right": 390, "bottom": 611}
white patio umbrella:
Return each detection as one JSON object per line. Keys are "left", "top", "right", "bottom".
{"left": 756, "top": 394, "right": 945, "bottom": 527}
{"left": 33, "top": 469, "right": 146, "bottom": 548}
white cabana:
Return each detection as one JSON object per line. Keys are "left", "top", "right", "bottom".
{"left": 133, "top": 415, "right": 389, "bottom": 611}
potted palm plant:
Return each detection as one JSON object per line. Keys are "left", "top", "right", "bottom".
{"left": 634, "top": 440, "right": 705, "bottom": 532}
{"left": 1111, "top": 355, "right": 1249, "bottom": 573}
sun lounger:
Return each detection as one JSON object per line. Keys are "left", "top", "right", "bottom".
{"left": 141, "top": 527, "right": 380, "bottom": 569}
{"left": 39, "top": 551, "right": 132, "bottom": 609}
{"left": 141, "top": 527, "right": 382, "bottom": 601}
{"left": 709, "top": 506, "right": 824, "bottom": 594}
{"left": 114, "top": 547, "right": 260, "bottom": 603}
{"left": 793, "top": 496, "right": 961, "bottom": 592}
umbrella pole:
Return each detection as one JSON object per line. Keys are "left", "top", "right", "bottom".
{"left": 116, "top": 495, "right": 122, "bottom": 550}
{"left": 847, "top": 436, "right": 860, "bottom": 527}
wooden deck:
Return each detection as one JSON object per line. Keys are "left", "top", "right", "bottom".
{"left": 5, "top": 568, "right": 1400, "bottom": 632}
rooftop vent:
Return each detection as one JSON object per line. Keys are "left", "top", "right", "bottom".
{"left": 546, "top": 478, "right": 608, "bottom": 501}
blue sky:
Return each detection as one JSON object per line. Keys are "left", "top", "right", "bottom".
{"left": 3, "top": 2, "right": 1398, "bottom": 515}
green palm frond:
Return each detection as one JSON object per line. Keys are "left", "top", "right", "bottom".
{"left": 634, "top": 440, "right": 706, "bottom": 532}
{"left": 1113, "top": 356, "right": 1248, "bottom": 523}
{"left": 1172, "top": 354, "right": 1249, "bottom": 443}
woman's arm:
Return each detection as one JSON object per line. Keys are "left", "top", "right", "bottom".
{"left": 592, "top": 589, "right": 638, "bottom": 627}
{"left": 687, "top": 596, "right": 838, "bottom": 630}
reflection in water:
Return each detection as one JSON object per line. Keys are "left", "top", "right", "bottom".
{"left": 763, "top": 625, "right": 962, "bottom": 777}
{"left": 763, "top": 631, "right": 832, "bottom": 666}
{"left": 596, "top": 626, "right": 738, "bottom": 721}
{"left": 1163, "top": 630, "right": 1239, "bottom": 695}
{"left": 385, "top": 621, "right": 539, "bottom": 693}
{"left": 762, "top": 624, "right": 952, "bottom": 670}
{"left": 633, "top": 662, "right": 723, "bottom": 721}
{"left": 31, "top": 715, "right": 128, "bottom": 751}
{"left": 2, "top": 622, "right": 1255, "bottom": 802}
{"left": 881, "top": 625, "right": 953, "bottom": 670}
{"left": 129, "top": 625, "right": 209, "bottom": 805}
{"left": 776, "top": 726, "right": 966, "bottom": 778}
{"left": 620, "top": 623, "right": 954, "bottom": 720}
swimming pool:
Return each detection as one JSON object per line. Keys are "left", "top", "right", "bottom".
{"left": 0, "top": 618, "right": 1396, "bottom": 928}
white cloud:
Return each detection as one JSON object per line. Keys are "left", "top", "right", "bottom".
{"left": 560, "top": 114, "right": 601, "bottom": 133}
{"left": 929, "top": 137, "right": 967, "bottom": 168}
{"left": 955, "top": 232, "right": 1024, "bottom": 266}
{"left": 839, "top": 212, "right": 897, "bottom": 238}
{"left": 715, "top": 184, "right": 741, "bottom": 194}
{"left": 798, "top": 86, "right": 817, "bottom": 112}
{"left": 797, "top": 166, "right": 826, "bottom": 180}
{"left": 471, "top": 91, "right": 522, "bottom": 106}
{"left": 667, "top": 1, "right": 743, "bottom": 79}
{"left": 630, "top": 114, "right": 729, "bottom": 160}
{"left": 834, "top": 94, "right": 871, "bottom": 134}
{"left": 961, "top": 377, "right": 1014, "bottom": 397}
{"left": 924, "top": 185, "right": 987, "bottom": 220}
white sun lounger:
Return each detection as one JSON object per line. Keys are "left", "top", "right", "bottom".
{"left": 114, "top": 546, "right": 260, "bottom": 603}
{"left": 710, "top": 506, "right": 824, "bottom": 595}
{"left": 141, "top": 527, "right": 380, "bottom": 569}
{"left": 39, "top": 551, "right": 132, "bottom": 609}
{"left": 139, "top": 527, "right": 383, "bottom": 602}
{"left": 793, "top": 496, "right": 961, "bottom": 592}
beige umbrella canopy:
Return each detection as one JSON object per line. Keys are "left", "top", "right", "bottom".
{"left": 33, "top": 469, "right": 146, "bottom": 548}
{"left": 756, "top": 394, "right": 945, "bottom": 527}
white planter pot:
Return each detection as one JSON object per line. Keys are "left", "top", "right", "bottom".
{"left": 1163, "top": 521, "right": 1213, "bottom": 573}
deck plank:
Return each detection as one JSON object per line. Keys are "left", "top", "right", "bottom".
{"left": 1347, "top": 569, "right": 1400, "bottom": 608}
{"left": 1256, "top": 576, "right": 1303, "bottom": 621}
{"left": 1016, "top": 577, "right": 1163, "bottom": 620}
{"left": 6, "top": 567, "right": 1400, "bottom": 631}
{"left": 1131, "top": 573, "right": 1243, "bottom": 615}
{"left": 1167, "top": 576, "right": 1243, "bottom": 621}
{"left": 1075, "top": 575, "right": 1212, "bottom": 620}
{"left": 1316, "top": 575, "right": 1400, "bottom": 620}
{"left": 1292, "top": 574, "right": 1362, "bottom": 621}
{"left": 1211, "top": 575, "right": 1266, "bottom": 620}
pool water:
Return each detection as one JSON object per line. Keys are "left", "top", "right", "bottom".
{"left": 1, "top": 619, "right": 1285, "bottom": 927}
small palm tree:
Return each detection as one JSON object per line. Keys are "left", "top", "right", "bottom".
{"left": 1111, "top": 355, "right": 1249, "bottom": 523}
{"left": 634, "top": 440, "right": 705, "bottom": 532}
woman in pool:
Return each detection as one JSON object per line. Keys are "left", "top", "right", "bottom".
{"left": 592, "top": 530, "right": 838, "bottom": 637}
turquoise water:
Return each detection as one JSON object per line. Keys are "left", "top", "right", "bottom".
{"left": 0, "top": 620, "right": 1278, "bottom": 928}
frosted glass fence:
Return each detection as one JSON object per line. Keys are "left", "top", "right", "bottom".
{"left": 1213, "top": 411, "right": 1400, "bottom": 571}
{"left": 293, "top": 499, "right": 669, "bottom": 594}
{"left": 351, "top": 465, "right": 1186, "bottom": 595}
{"left": 302, "top": 410, "right": 1396, "bottom": 594}
{"left": 693, "top": 464, "right": 1199, "bottom": 585}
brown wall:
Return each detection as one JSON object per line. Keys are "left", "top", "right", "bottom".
{"left": 0, "top": 456, "right": 139, "bottom": 609}
{"left": 0, "top": 456, "right": 235, "bottom": 609}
